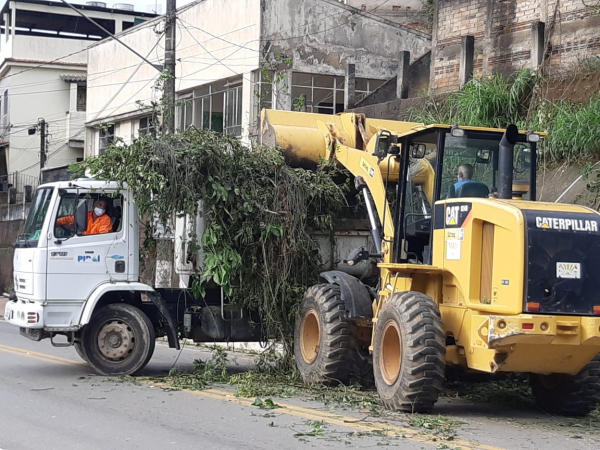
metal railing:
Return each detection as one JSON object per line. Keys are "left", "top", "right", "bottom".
{"left": 0, "top": 172, "right": 38, "bottom": 193}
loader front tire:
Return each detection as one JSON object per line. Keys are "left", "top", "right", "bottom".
{"left": 294, "top": 284, "right": 353, "bottom": 385}
{"left": 81, "top": 303, "right": 156, "bottom": 376}
{"left": 530, "top": 354, "right": 600, "bottom": 416}
{"left": 373, "top": 291, "right": 446, "bottom": 413}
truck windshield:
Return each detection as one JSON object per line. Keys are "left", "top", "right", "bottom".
{"left": 17, "top": 187, "right": 53, "bottom": 248}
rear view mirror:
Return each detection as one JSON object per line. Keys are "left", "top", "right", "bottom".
{"left": 410, "top": 143, "right": 427, "bottom": 159}
{"left": 476, "top": 149, "right": 491, "bottom": 163}
{"left": 373, "top": 130, "right": 393, "bottom": 158}
{"left": 75, "top": 199, "right": 88, "bottom": 235}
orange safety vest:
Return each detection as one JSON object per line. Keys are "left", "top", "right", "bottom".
{"left": 57, "top": 211, "right": 113, "bottom": 235}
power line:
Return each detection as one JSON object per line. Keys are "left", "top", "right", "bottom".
{"left": 57, "top": 0, "right": 163, "bottom": 73}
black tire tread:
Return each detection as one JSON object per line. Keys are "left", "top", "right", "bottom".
{"left": 294, "top": 284, "right": 354, "bottom": 385}
{"left": 530, "top": 354, "right": 600, "bottom": 416}
{"left": 82, "top": 303, "right": 156, "bottom": 376}
{"left": 374, "top": 291, "right": 446, "bottom": 413}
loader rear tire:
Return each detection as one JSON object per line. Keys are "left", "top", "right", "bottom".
{"left": 294, "top": 284, "right": 353, "bottom": 385}
{"left": 530, "top": 354, "right": 600, "bottom": 416}
{"left": 373, "top": 291, "right": 446, "bottom": 413}
{"left": 82, "top": 303, "right": 156, "bottom": 376}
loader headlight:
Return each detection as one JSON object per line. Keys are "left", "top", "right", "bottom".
{"left": 526, "top": 131, "right": 540, "bottom": 143}
{"left": 450, "top": 125, "right": 464, "bottom": 137}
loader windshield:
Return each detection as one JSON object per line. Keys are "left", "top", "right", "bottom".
{"left": 441, "top": 133, "right": 533, "bottom": 200}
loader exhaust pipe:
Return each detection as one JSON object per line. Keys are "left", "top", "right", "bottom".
{"left": 498, "top": 124, "right": 519, "bottom": 200}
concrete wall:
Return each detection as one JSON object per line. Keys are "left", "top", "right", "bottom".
{"left": 261, "top": 0, "right": 431, "bottom": 79}
{"left": 431, "top": 0, "right": 600, "bottom": 92}
{"left": 353, "top": 51, "right": 432, "bottom": 107}
{"left": 346, "top": 0, "right": 430, "bottom": 30}
{"left": 1, "top": 66, "right": 85, "bottom": 178}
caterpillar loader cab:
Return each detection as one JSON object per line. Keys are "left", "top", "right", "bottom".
{"left": 261, "top": 110, "right": 600, "bottom": 415}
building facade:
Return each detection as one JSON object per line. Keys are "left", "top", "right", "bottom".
{"left": 85, "top": 0, "right": 431, "bottom": 153}
{"left": 430, "top": 0, "right": 600, "bottom": 92}
{"left": 0, "top": 0, "right": 157, "bottom": 186}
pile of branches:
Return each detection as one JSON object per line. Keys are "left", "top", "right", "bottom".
{"left": 75, "top": 128, "right": 349, "bottom": 353}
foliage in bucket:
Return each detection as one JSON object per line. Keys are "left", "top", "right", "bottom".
{"left": 73, "top": 127, "right": 349, "bottom": 356}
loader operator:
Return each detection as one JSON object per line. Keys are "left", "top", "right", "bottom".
{"left": 56, "top": 198, "right": 113, "bottom": 235}
{"left": 454, "top": 163, "right": 476, "bottom": 190}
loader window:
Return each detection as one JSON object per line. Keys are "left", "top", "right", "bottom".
{"left": 441, "top": 133, "right": 533, "bottom": 200}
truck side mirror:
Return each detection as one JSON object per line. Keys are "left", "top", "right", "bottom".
{"left": 75, "top": 199, "right": 88, "bottom": 235}
{"left": 373, "top": 130, "right": 393, "bottom": 158}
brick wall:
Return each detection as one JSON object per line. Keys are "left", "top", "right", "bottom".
{"left": 431, "top": 0, "right": 600, "bottom": 92}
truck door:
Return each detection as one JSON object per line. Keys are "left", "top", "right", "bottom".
{"left": 46, "top": 191, "right": 129, "bottom": 304}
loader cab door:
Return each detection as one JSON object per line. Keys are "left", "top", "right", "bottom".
{"left": 395, "top": 129, "right": 536, "bottom": 264}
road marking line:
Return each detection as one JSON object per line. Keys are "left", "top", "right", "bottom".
{"left": 153, "top": 383, "right": 504, "bottom": 450}
{"left": 0, "top": 344, "right": 504, "bottom": 450}
{"left": 0, "top": 344, "right": 84, "bottom": 366}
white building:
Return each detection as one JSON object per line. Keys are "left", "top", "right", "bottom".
{"left": 0, "top": 0, "right": 157, "bottom": 187}
{"left": 85, "top": 0, "right": 431, "bottom": 154}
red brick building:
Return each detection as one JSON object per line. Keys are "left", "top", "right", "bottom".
{"left": 431, "top": 0, "right": 600, "bottom": 92}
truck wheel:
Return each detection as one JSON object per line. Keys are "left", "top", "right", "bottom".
{"left": 294, "top": 284, "right": 353, "bottom": 385}
{"left": 81, "top": 303, "right": 156, "bottom": 376}
{"left": 74, "top": 341, "right": 89, "bottom": 363}
{"left": 373, "top": 291, "right": 446, "bottom": 413}
{"left": 530, "top": 354, "right": 600, "bottom": 416}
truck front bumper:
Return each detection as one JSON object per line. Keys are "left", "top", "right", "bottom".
{"left": 4, "top": 300, "right": 44, "bottom": 329}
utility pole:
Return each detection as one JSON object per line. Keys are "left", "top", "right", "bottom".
{"left": 164, "top": 0, "right": 176, "bottom": 134}
{"left": 38, "top": 118, "right": 46, "bottom": 183}
{"left": 156, "top": 0, "right": 177, "bottom": 289}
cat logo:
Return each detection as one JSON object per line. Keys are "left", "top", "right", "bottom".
{"left": 446, "top": 206, "right": 459, "bottom": 225}
{"left": 360, "top": 157, "right": 375, "bottom": 178}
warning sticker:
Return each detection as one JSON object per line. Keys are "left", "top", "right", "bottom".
{"left": 446, "top": 240, "right": 461, "bottom": 260}
{"left": 445, "top": 229, "right": 464, "bottom": 241}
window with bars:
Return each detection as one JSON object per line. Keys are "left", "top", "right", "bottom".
{"left": 76, "top": 85, "right": 86, "bottom": 112}
{"left": 138, "top": 116, "right": 156, "bottom": 136}
{"left": 99, "top": 124, "right": 115, "bottom": 155}
{"left": 290, "top": 73, "right": 385, "bottom": 114}
{"left": 177, "top": 77, "right": 242, "bottom": 137}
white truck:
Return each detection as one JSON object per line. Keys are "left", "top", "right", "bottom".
{"left": 3, "top": 179, "right": 374, "bottom": 375}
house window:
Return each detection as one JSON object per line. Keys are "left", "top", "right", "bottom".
{"left": 139, "top": 116, "right": 156, "bottom": 136}
{"left": 224, "top": 82, "right": 242, "bottom": 136}
{"left": 290, "top": 73, "right": 386, "bottom": 114}
{"left": 177, "top": 76, "right": 242, "bottom": 136}
{"left": 99, "top": 124, "right": 115, "bottom": 155}
{"left": 76, "top": 85, "right": 86, "bottom": 112}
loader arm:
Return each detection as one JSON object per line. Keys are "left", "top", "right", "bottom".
{"left": 261, "top": 109, "right": 401, "bottom": 263}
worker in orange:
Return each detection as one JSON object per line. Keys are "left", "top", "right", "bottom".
{"left": 56, "top": 198, "right": 113, "bottom": 235}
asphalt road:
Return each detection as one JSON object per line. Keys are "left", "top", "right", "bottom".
{"left": 0, "top": 318, "right": 598, "bottom": 450}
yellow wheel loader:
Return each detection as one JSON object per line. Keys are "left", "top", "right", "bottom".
{"left": 261, "top": 109, "right": 600, "bottom": 416}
